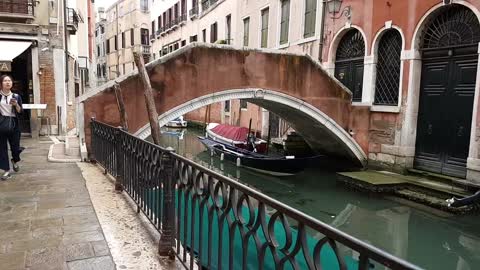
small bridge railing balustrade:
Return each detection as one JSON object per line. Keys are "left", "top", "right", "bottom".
{"left": 90, "top": 119, "right": 422, "bottom": 270}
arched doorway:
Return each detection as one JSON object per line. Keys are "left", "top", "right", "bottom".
{"left": 414, "top": 4, "right": 480, "bottom": 178}
{"left": 334, "top": 29, "right": 365, "bottom": 102}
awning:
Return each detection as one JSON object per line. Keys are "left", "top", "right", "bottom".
{"left": 0, "top": 41, "right": 32, "bottom": 62}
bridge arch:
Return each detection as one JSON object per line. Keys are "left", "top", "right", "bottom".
{"left": 135, "top": 88, "right": 367, "bottom": 166}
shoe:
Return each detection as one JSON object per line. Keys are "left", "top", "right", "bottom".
{"left": 11, "top": 160, "right": 19, "bottom": 172}
{"left": 1, "top": 171, "right": 11, "bottom": 180}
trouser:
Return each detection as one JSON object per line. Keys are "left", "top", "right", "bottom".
{"left": 0, "top": 123, "right": 21, "bottom": 171}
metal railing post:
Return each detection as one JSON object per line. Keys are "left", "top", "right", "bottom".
{"left": 115, "top": 127, "right": 124, "bottom": 192}
{"left": 159, "top": 147, "right": 176, "bottom": 259}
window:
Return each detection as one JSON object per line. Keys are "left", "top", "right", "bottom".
{"left": 163, "top": 12, "right": 167, "bottom": 28}
{"left": 140, "top": 28, "right": 149, "bottom": 45}
{"left": 374, "top": 29, "right": 402, "bottom": 105}
{"left": 174, "top": 3, "right": 179, "bottom": 22}
{"left": 123, "top": 64, "right": 126, "bottom": 75}
{"left": 131, "top": 28, "right": 134, "bottom": 45}
{"left": 151, "top": 20, "right": 155, "bottom": 35}
{"left": 97, "top": 45, "right": 100, "bottom": 57}
{"left": 100, "top": 25, "right": 105, "bottom": 34}
{"left": 202, "top": 29, "right": 206, "bottom": 42}
{"left": 280, "top": 0, "right": 290, "bottom": 44}
{"left": 122, "top": 32, "right": 125, "bottom": 48}
{"left": 106, "top": 39, "right": 110, "bottom": 53}
{"left": 140, "top": 0, "right": 148, "bottom": 11}
{"left": 158, "top": 16, "right": 161, "bottom": 30}
{"left": 190, "top": 35, "right": 198, "bottom": 42}
{"left": 240, "top": 100, "right": 248, "bottom": 109}
{"left": 96, "top": 64, "right": 100, "bottom": 77}
{"left": 210, "top": 22, "right": 217, "bottom": 43}
{"left": 102, "top": 64, "right": 106, "bottom": 77}
{"left": 174, "top": 43, "right": 179, "bottom": 50}
{"left": 114, "top": 35, "right": 118, "bottom": 50}
{"left": 181, "top": 40, "right": 186, "bottom": 47}
{"left": 243, "top": 17, "right": 250, "bottom": 46}
{"left": 226, "top": 15, "right": 231, "bottom": 44}
{"left": 168, "top": 8, "right": 173, "bottom": 25}
{"left": 95, "top": 30, "right": 98, "bottom": 37}
{"left": 304, "top": 0, "right": 317, "bottom": 38}
{"left": 261, "top": 8, "right": 269, "bottom": 48}
{"left": 181, "top": 0, "right": 187, "bottom": 17}
{"left": 224, "top": 100, "right": 230, "bottom": 113}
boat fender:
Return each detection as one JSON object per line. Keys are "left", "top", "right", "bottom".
{"left": 236, "top": 157, "right": 241, "bottom": 167}
{"left": 220, "top": 153, "right": 224, "bottom": 161}
{"left": 285, "top": 156, "right": 295, "bottom": 159}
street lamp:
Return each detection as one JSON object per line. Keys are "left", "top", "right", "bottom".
{"left": 326, "top": 0, "right": 351, "bottom": 19}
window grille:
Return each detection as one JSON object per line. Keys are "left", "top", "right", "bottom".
{"left": 374, "top": 30, "right": 402, "bottom": 105}
{"left": 422, "top": 5, "right": 480, "bottom": 49}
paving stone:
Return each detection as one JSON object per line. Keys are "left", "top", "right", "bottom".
{"left": 31, "top": 217, "right": 64, "bottom": 229}
{"left": 63, "top": 214, "right": 99, "bottom": 226}
{"left": 0, "top": 252, "right": 26, "bottom": 269}
{"left": 62, "top": 223, "right": 101, "bottom": 234}
{"left": 65, "top": 242, "right": 95, "bottom": 262}
{"left": 26, "top": 246, "right": 66, "bottom": 268}
{"left": 67, "top": 256, "right": 115, "bottom": 270}
{"left": 0, "top": 220, "right": 30, "bottom": 232}
{"left": 91, "top": 240, "right": 110, "bottom": 257}
{"left": 32, "top": 226, "right": 64, "bottom": 240}
{"left": 62, "top": 230, "right": 105, "bottom": 245}
{"left": 37, "top": 200, "right": 66, "bottom": 210}
{"left": 6, "top": 237, "right": 63, "bottom": 253}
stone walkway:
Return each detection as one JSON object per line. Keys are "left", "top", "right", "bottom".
{"left": 0, "top": 138, "right": 115, "bottom": 270}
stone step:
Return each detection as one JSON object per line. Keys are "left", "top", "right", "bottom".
{"left": 65, "top": 136, "right": 80, "bottom": 157}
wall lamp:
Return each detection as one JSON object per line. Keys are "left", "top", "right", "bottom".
{"left": 326, "top": 0, "right": 352, "bottom": 20}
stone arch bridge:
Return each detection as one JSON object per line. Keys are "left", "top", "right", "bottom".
{"left": 78, "top": 44, "right": 371, "bottom": 166}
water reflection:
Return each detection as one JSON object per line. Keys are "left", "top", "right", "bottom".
{"left": 154, "top": 127, "right": 480, "bottom": 270}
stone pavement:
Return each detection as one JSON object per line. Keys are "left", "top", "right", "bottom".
{"left": 0, "top": 138, "right": 115, "bottom": 270}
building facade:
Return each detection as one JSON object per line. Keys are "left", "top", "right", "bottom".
{"left": 94, "top": 7, "right": 108, "bottom": 86}
{"left": 0, "top": 0, "right": 91, "bottom": 136}
{"left": 319, "top": 0, "right": 480, "bottom": 183}
{"left": 105, "top": 0, "right": 151, "bottom": 80}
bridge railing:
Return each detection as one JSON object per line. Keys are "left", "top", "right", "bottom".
{"left": 90, "top": 119, "right": 422, "bottom": 270}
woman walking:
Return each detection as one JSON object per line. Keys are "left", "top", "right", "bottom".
{"left": 0, "top": 75, "right": 22, "bottom": 180}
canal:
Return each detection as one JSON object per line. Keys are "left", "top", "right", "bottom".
{"left": 156, "top": 127, "right": 480, "bottom": 270}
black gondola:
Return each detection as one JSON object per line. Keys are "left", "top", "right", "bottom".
{"left": 198, "top": 136, "right": 324, "bottom": 176}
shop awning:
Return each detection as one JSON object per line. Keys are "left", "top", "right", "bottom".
{"left": 0, "top": 41, "right": 32, "bottom": 62}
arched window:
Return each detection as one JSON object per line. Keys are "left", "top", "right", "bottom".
{"left": 421, "top": 5, "right": 480, "bottom": 49}
{"left": 374, "top": 29, "right": 402, "bottom": 105}
{"left": 334, "top": 29, "right": 365, "bottom": 102}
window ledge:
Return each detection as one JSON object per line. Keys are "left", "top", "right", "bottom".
{"left": 277, "top": 42, "right": 290, "bottom": 49}
{"left": 352, "top": 102, "right": 371, "bottom": 107}
{"left": 296, "top": 36, "right": 317, "bottom": 45}
{"left": 370, "top": 105, "right": 401, "bottom": 113}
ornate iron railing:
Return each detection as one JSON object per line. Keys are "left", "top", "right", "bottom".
{"left": 90, "top": 119, "right": 422, "bottom": 270}
{"left": 0, "top": 0, "right": 34, "bottom": 16}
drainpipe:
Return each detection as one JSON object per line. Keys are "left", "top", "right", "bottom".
{"left": 318, "top": 0, "right": 327, "bottom": 63}
{"left": 64, "top": 0, "right": 69, "bottom": 83}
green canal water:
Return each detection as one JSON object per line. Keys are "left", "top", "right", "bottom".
{"left": 156, "top": 127, "right": 480, "bottom": 270}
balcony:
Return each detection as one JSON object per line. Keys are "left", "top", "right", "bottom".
{"left": 179, "top": 13, "right": 187, "bottom": 25}
{"left": 0, "top": 0, "right": 35, "bottom": 22}
{"left": 67, "top": 8, "right": 82, "bottom": 34}
{"left": 189, "top": 6, "right": 198, "bottom": 20}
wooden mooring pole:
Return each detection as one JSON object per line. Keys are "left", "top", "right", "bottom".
{"left": 133, "top": 52, "right": 162, "bottom": 145}
{"left": 133, "top": 52, "right": 176, "bottom": 260}
{"left": 113, "top": 82, "right": 128, "bottom": 131}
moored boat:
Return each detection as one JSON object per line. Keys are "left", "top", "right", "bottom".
{"left": 205, "top": 123, "right": 267, "bottom": 153}
{"left": 165, "top": 116, "right": 188, "bottom": 128}
{"left": 198, "top": 136, "right": 324, "bottom": 176}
